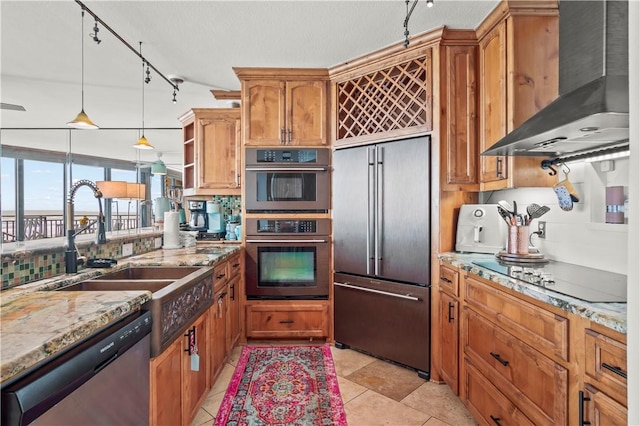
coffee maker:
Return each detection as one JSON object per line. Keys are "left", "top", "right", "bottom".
{"left": 187, "top": 200, "right": 208, "bottom": 231}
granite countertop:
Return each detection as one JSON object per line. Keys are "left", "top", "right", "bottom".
{"left": 438, "top": 252, "right": 627, "bottom": 334}
{"left": 0, "top": 243, "right": 242, "bottom": 384}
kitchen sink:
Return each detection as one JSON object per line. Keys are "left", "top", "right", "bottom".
{"left": 55, "top": 265, "right": 215, "bottom": 357}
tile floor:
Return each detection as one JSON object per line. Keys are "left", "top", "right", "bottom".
{"left": 191, "top": 344, "right": 477, "bottom": 426}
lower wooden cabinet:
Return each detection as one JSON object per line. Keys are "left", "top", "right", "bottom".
{"left": 210, "top": 285, "right": 228, "bottom": 383}
{"left": 228, "top": 274, "right": 241, "bottom": 349}
{"left": 580, "top": 384, "right": 628, "bottom": 426}
{"left": 150, "top": 310, "right": 210, "bottom": 426}
{"left": 245, "top": 301, "right": 329, "bottom": 339}
{"left": 438, "top": 290, "right": 459, "bottom": 394}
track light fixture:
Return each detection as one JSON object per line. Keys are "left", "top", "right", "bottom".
{"left": 133, "top": 42, "right": 154, "bottom": 150}
{"left": 67, "top": 9, "right": 98, "bottom": 129}
{"left": 403, "top": 0, "right": 435, "bottom": 47}
{"left": 169, "top": 76, "right": 184, "bottom": 104}
{"left": 91, "top": 19, "right": 101, "bottom": 44}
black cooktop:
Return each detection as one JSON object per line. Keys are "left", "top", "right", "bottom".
{"left": 472, "top": 260, "right": 627, "bottom": 303}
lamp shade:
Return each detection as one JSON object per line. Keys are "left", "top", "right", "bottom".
{"left": 96, "top": 181, "right": 128, "bottom": 198}
{"left": 151, "top": 159, "right": 167, "bottom": 175}
{"left": 127, "top": 183, "right": 146, "bottom": 200}
{"left": 67, "top": 109, "right": 99, "bottom": 130}
{"left": 133, "top": 135, "right": 154, "bottom": 150}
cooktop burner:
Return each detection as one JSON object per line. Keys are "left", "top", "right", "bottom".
{"left": 472, "top": 260, "right": 626, "bottom": 303}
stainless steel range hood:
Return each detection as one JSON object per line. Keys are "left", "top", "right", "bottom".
{"left": 483, "top": 0, "right": 629, "bottom": 158}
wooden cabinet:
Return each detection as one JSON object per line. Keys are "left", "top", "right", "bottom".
{"left": 210, "top": 284, "right": 228, "bottom": 383}
{"left": 228, "top": 271, "right": 241, "bottom": 349}
{"left": 245, "top": 301, "right": 329, "bottom": 339}
{"left": 476, "top": 3, "right": 559, "bottom": 189}
{"left": 437, "top": 263, "right": 461, "bottom": 394}
{"left": 235, "top": 68, "right": 329, "bottom": 146}
{"left": 179, "top": 108, "right": 241, "bottom": 196}
{"left": 150, "top": 310, "right": 210, "bottom": 426}
{"left": 580, "top": 326, "right": 628, "bottom": 423}
{"left": 460, "top": 272, "right": 569, "bottom": 426}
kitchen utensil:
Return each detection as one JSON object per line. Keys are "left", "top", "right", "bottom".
{"left": 498, "top": 200, "right": 514, "bottom": 215}
{"left": 497, "top": 205, "right": 512, "bottom": 225}
{"left": 526, "top": 204, "right": 551, "bottom": 222}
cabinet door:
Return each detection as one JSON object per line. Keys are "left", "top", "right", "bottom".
{"left": 182, "top": 311, "right": 210, "bottom": 425}
{"left": 478, "top": 21, "right": 508, "bottom": 189}
{"left": 582, "top": 384, "right": 627, "bottom": 426}
{"left": 286, "top": 80, "right": 327, "bottom": 146}
{"left": 228, "top": 274, "right": 241, "bottom": 349}
{"left": 243, "top": 80, "right": 285, "bottom": 146}
{"left": 440, "top": 44, "right": 478, "bottom": 191}
{"left": 197, "top": 113, "right": 241, "bottom": 190}
{"left": 439, "top": 290, "right": 459, "bottom": 394}
{"left": 149, "top": 337, "right": 183, "bottom": 426}
{"left": 211, "top": 289, "right": 228, "bottom": 382}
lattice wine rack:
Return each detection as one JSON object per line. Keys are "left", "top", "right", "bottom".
{"left": 336, "top": 56, "right": 431, "bottom": 142}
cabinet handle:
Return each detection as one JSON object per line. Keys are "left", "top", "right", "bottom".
{"left": 232, "top": 263, "right": 240, "bottom": 268}
{"left": 216, "top": 273, "right": 226, "bottom": 280}
{"left": 601, "top": 362, "right": 627, "bottom": 379}
{"left": 447, "top": 302, "right": 455, "bottom": 323}
{"left": 495, "top": 158, "right": 501, "bottom": 178}
{"left": 440, "top": 276, "right": 452, "bottom": 284}
{"left": 286, "top": 129, "right": 292, "bottom": 145}
{"left": 280, "top": 128, "right": 285, "bottom": 145}
{"left": 490, "top": 352, "right": 509, "bottom": 367}
{"left": 184, "top": 326, "right": 196, "bottom": 356}
{"left": 230, "top": 284, "right": 235, "bottom": 300}
{"left": 489, "top": 415, "right": 501, "bottom": 426}
{"left": 279, "top": 319, "right": 294, "bottom": 324}
{"left": 579, "top": 390, "right": 592, "bottom": 425}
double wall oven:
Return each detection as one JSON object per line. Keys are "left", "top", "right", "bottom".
{"left": 244, "top": 147, "right": 331, "bottom": 300}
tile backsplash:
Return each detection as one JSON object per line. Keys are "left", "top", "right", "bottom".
{"left": 481, "top": 158, "right": 630, "bottom": 274}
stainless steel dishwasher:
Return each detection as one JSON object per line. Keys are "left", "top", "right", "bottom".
{"left": 1, "top": 311, "right": 152, "bottom": 426}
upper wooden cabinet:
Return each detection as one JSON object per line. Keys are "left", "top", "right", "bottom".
{"left": 476, "top": 2, "right": 559, "bottom": 189}
{"left": 234, "top": 68, "right": 329, "bottom": 147}
{"left": 179, "top": 108, "right": 241, "bottom": 196}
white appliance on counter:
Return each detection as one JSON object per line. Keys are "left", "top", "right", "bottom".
{"left": 456, "top": 204, "right": 507, "bottom": 254}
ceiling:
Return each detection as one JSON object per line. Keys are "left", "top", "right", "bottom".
{"left": 1, "top": 0, "right": 499, "bottom": 171}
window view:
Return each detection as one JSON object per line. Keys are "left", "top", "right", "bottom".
{"left": 1, "top": 157, "right": 16, "bottom": 241}
{"left": 23, "top": 160, "right": 65, "bottom": 239}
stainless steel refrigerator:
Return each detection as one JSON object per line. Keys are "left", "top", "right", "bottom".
{"left": 333, "top": 135, "right": 431, "bottom": 378}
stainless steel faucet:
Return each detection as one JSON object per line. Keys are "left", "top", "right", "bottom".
{"left": 65, "top": 179, "right": 106, "bottom": 273}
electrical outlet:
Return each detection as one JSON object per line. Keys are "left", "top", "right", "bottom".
{"left": 122, "top": 243, "right": 133, "bottom": 257}
{"left": 154, "top": 237, "right": 162, "bottom": 249}
{"left": 537, "top": 221, "right": 546, "bottom": 239}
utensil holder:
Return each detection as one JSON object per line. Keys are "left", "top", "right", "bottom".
{"left": 507, "top": 225, "right": 529, "bottom": 255}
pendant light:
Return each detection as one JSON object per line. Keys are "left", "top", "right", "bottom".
{"left": 133, "top": 42, "right": 154, "bottom": 149}
{"left": 67, "top": 9, "right": 99, "bottom": 129}
{"left": 151, "top": 152, "right": 167, "bottom": 175}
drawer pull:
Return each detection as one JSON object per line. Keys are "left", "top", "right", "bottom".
{"left": 579, "top": 390, "right": 591, "bottom": 425}
{"left": 447, "top": 302, "right": 455, "bottom": 323}
{"left": 489, "top": 415, "right": 501, "bottom": 426}
{"left": 601, "top": 362, "right": 627, "bottom": 379}
{"left": 440, "top": 276, "right": 452, "bottom": 283}
{"left": 232, "top": 263, "right": 240, "bottom": 268}
{"left": 490, "top": 352, "right": 509, "bottom": 367}
{"left": 279, "top": 319, "right": 294, "bottom": 324}
{"left": 216, "top": 273, "right": 226, "bottom": 280}
{"left": 335, "top": 281, "right": 420, "bottom": 301}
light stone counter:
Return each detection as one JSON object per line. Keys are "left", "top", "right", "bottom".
{"left": 438, "top": 252, "right": 626, "bottom": 334}
{"left": 0, "top": 243, "right": 242, "bottom": 384}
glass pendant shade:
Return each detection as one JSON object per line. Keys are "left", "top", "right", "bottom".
{"left": 151, "top": 159, "right": 167, "bottom": 175}
{"left": 67, "top": 109, "right": 99, "bottom": 130}
{"left": 133, "top": 134, "right": 154, "bottom": 150}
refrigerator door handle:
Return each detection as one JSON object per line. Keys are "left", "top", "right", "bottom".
{"left": 375, "top": 146, "right": 384, "bottom": 276}
{"left": 334, "top": 281, "right": 420, "bottom": 301}
{"left": 367, "top": 147, "right": 376, "bottom": 275}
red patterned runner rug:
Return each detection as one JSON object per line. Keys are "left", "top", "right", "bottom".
{"left": 214, "top": 345, "right": 347, "bottom": 426}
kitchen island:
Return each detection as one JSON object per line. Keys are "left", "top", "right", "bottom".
{"left": 0, "top": 243, "right": 241, "bottom": 384}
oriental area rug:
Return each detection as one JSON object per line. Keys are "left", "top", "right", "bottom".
{"left": 214, "top": 345, "right": 347, "bottom": 426}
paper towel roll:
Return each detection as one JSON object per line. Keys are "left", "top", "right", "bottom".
{"left": 163, "top": 211, "right": 181, "bottom": 249}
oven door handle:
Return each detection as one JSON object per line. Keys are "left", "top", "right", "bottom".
{"left": 245, "top": 239, "right": 327, "bottom": 243}
{"left": 245, "top": 167, "right": 328, "bottom": 172}
{"left": 334, "top": 282, "right": 420, "bottom": 301}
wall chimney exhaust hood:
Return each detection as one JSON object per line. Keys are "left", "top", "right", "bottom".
{"left": 482, "top": 0, "right": 629, "bottom": 159}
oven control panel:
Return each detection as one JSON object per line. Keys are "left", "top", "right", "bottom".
{"left": 246, "top": 218, "right": 331, "bottom": 236}
{"left": 257, "top": 149, "right": 317, "bottom": 163}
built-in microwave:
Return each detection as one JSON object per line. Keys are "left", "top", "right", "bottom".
{"left": 244, "top": 148, "right": 330, "bottom": 213}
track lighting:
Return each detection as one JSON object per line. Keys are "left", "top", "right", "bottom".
{"left": 133, "top": 43, "right": 154, "bottom": 150}
{"left": 145, "top": 63, "right": 151, "bottom": 84}
{"left": 403, "top": 0, "right": 435, "bottom": 47}
{"left": 169, "top": 76, "right": 184, "bottom": 104}
{"left": 67, "top": 9, "right": 98, "bottom": 129}
{"left": 91, "top": 19, "right": 101, "bottom": 44}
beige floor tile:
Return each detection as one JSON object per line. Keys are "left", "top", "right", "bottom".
{"left": 346, "top": 359, "right": 426, "bottom": 401}
{"left": 211, "top": 363, "right": 237, "bottom": 395}
{"left": 422, "top": 416, "right": 456, "bottom": 426}
{"left": 337, "top": 376, "right": 368, "bottom": 404}
{"left": 344, "top": 390, "right": 431, "bottom": 426}
{"left": 227, "top": 345, "right": 243, "bottom": 367}
{"left": 190, "top": 407, "right": 214, "bottom": 426}
{"left": 200, "top": 388, "right": 227, "bottom": 419}
{"left": 329, "top": 345, "right": 377, "bottom": 377}
{"left": 402, "top": 381, "right": 476, "bottom": 426}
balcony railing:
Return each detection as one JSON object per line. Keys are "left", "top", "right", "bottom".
{"left": 2, "top": 214, "right": 140, "bottom": 243}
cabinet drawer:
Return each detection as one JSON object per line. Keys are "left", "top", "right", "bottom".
{"left": 213, "top": 261, "right": 229, "bottom": 291}
{"left": 585, "top": 328, "right": 627, "bottom": 405}
{"left": 228, "top": 253, "right": 242, "bottom": 278}
{"left": 439, "top": 263, "right": 459, "bottom": 296}
{"left": 581, "top": 384, "right": 627, "bottom": 425}
{"left": 246, "top": 304, "right": 329, "bottom": 338}
{"left": 464, "top": 274, "right": 568, "bottom": 361}
{"left": 464, "top": 359, "right": 535, "bottom": 426}
{"left": 463, "top": 308, "right": 567, "bottom": 426}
